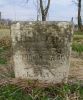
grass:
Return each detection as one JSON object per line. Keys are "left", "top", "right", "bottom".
{"left": 0, "top": 48, "right": 7, "bottom": 65}
{"left": 0, "top": 34, "right": 11, "bottom": 65}
{"left": 0, "top": 46, "right": 9, "bottom": 53}
{"left": 0, "top": 29, "right": 10, "bottom": 39}
{"left": 73, "top": 35, "right": 83, "bottom": 41}
{"left": 72, "top": 33, "right": 83, "bottom": 53}
{"left": 0, "top": 46, "right": 9, "bottom": 65}
{"left": 0, "top": 84, "right": 27, "bottom": 100}
{"left": 0, "top": 58, "right": 7, "bottom": 65}
{"left": 72, "top": 42, "right": 83, "bottom": 54}
{"left": 74, "top": 31, "right": 83, "bottom": 35}
{"left": 0, "top": 83, "right": 83, "bottom": 100}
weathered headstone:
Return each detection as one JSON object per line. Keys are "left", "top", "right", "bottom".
{"left": 11, "top": 22, "right": 73, "bottom": 83}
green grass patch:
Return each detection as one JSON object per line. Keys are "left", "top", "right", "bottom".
{"left": 0, "top": 47, "right": 10, "bottom": 65}
{"left": 73, "top": 35, "right": 83, "bottom": 42}
{"left": 0, "top": 83, "right": 83, "bottom": 100}
{"left": 74, "top": 31, "right": 83, "bottom": 35}
{"left": 0, "top": 57, "right": 7, "bottom": 65}
{"left": 72, "top": 42, "right": 83, "bottom": 53}
{"left": 0, "top": 47, "right": 9, "bottom": 53}
{"left": 0, "top": 84, "right": 28, "bottom": 100}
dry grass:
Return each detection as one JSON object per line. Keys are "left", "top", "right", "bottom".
{"left": 0, "top": 29, "right": 10, "bottom": 39}
{"left": 69, "top": 57, "right": 83, "bottom": 82}
{"left": 0, "top": 36, "right": 11, "bottom": 48}
{"left": 0, "top": 78, "right": 81, "bottom": 100}
{"left": 0, "top": 35, "right": 13, "bottom": 79}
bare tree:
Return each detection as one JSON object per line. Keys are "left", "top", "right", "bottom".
{"left": 27, "top": 0, "right": 50, "bottom": 21}
{"left": 73, "top": 0, "right": 82, "bottom": 30}
{"left": 36, "top": 0, "right": 41, "bottom": 21}
{"left": 39, "top": 0, "right": 50, "bottom": 21}
{"left": 78, "top": 0, "right": 82, "bottom": 30}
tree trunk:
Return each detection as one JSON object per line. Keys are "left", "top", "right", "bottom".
{"left": 78, "top": 0, "right": 82, "bottom": 31}
{"left": 42, "top": 14, "right": 46, "bottom": 21}
{"left": 40, "top": 0, "right": 50, "bottom": 21}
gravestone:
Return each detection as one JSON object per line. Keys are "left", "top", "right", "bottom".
{"left": 11, "top": 21, "right": 73, "bottom": 83}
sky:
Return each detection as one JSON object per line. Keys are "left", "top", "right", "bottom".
{"left": 0, "top": 0, "right": 83, "bottom": 23}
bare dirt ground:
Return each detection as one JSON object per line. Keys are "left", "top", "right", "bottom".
{"left": 69, "top": 56, "right": 83, "bottom": 82}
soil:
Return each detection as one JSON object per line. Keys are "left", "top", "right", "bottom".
{"left": 69, "top": 56, "right": 83, "bottom": 82}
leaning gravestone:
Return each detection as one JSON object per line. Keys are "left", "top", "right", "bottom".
{"left": 11, "top": 21, "right": 73, "bottom": 83}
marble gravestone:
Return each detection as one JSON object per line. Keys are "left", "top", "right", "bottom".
{"left": 11, "top": 22, "right": 73, "bottom": 83}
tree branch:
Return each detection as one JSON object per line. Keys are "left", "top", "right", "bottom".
{"left": 72, "top": 0, "right": 78, "bottom": 5}
{"left": 44, "top": 0, "right": 50, "bottom": 16}
{"left": 40, "top": 0, "right": 44, "bottom": 15}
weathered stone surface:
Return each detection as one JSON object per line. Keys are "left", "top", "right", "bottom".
{"left": 11, "top": 21, "right": 73, "bottom": 83}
